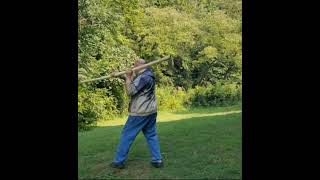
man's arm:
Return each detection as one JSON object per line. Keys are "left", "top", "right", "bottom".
{"left": 124, "top": 70, "right": 137, "bottom": 95}
{"left": 124, "top": 70, "right": 149, "bottom": 96}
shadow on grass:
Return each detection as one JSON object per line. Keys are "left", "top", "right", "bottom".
{"left": 79, "top": 112, "right": 242, "bottom": 179}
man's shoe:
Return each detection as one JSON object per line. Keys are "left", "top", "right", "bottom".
{"left": 110, "top": 162, "right": 125, "bottom": 169}
{"left": 151, "top": 161, "right": 164, "bottom": 168}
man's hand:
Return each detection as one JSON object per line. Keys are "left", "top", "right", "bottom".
{"left": 110, "top": 71, "right": 117, "bottom": 77}
{"left": 124, "top": 69, "right": 136, "bottom": 81}
{"left": 125, "top": 70, "right": 133, "bottom": 78}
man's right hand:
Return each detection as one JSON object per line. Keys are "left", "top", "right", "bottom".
{"left": 125, "top": 70, "right": 136, "bottom": 81}
{"left": 125, "top": 70, "right": 133, "bottom": 78}
{"left": 110, "top": 71, "right": 117, "bottom": 77}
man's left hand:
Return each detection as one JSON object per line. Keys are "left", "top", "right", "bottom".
{"left": 125, "top": 70, "right": 136, "bottom": 81}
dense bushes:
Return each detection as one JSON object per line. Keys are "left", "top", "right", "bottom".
{"left": 78, "top": 87, "right": 119, "bottom": 130}
{"left": 79, "top": 82, "right": 242, "bottom": 129}
{"left": 156, "top": 86, "right": 190, "bottom": 111}
{"left": 157, "top": 82, "right": 241, "bottom": 112}
{"left": 78, "top": 0, "right": 242, "bottom": 130}
{"left": 189, "top": 82, "right": 241, "bottom": 107}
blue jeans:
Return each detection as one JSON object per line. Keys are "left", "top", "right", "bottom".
{"left": 113, "top": 112, "right": 162, "bottom": 165}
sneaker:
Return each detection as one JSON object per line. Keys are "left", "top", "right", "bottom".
{"left": 110, "top": 162, "right": 125, "bottom": 169}
{"left": 151, "top": 161, "right": 164, "bottom": 168}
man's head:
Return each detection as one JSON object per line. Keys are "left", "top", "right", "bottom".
{"left": 134, "top": 58, "right": 145, "bottom": 68}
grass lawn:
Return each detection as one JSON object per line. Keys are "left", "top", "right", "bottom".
{"left": 79, "top": 104, "right": 242, "bottom": 179}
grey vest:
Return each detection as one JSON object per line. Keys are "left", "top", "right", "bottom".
{"left": 127, "top": 68, "right": 157, "bottom": 116}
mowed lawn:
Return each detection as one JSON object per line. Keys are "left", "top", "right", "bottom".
{"left": 79, "top": 104, "right": 242, "bottom": 179}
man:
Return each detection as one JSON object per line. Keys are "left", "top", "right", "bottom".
{"left": 110, "top": 59, "right": 163, "bottom": 169}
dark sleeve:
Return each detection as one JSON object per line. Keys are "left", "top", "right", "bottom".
{"left": 127, "top": 75, "right": 150, "bottom": 96}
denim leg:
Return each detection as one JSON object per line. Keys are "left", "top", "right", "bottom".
{"left": 113, "top": 116, "right": 146, "bottom": 164}
{"left": 142, "top": 113, "right": 162, "bottom": 162}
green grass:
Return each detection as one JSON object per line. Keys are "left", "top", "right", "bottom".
{"left": 79, "top": 104, "right": 242, "bottom": 179}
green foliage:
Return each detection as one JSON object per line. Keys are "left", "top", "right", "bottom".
{"left": 156, "top": 86, "right": 189, "bottom": 111}
{"left": 78, "top": 86, "right": 119, "bottom": 130}
{"left": 78, "top": 0, "right": 141, "bottom": 130}
{"left": 78, "top": 0, "right": 242, "bottom": 130}
{"left": 136, "top": 7, "right": 200, "bottom": 57}
{"left": 189, "top": 82, "right": 241, "bottom": 107}
{"left": 156, "top": 82, "right": 241, "bottom": 111}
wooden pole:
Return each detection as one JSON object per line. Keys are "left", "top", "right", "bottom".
{"left": 80, "top": 56, "right": 170, "bottom": 84}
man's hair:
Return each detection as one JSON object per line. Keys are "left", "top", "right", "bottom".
{"left": 136, "top": 58, "right": 145, "bottom": 64}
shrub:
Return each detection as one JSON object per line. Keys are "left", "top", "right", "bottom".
{"left": 189, "top": 82, "right": 241, "bottom": 107}
{"left": 78, "top": 87, "right": 118, "bottom": 130}
{"left": 156, "top": 86, "right": 188, "bottom": 111}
